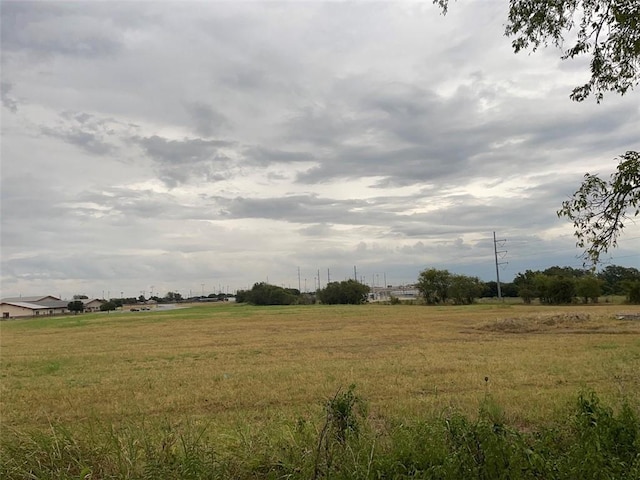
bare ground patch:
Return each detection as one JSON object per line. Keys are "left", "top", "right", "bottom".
{"left": 476, "top": 312, "right": 640, "bottom": 334}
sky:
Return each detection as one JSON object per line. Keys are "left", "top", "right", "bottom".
{"left": 1, "top": 0, "right": 639, "bottom": 300}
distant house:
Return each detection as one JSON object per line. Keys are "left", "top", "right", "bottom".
{"left": 1, "top": 295, "right": 70, "bottom": 319}
{"left": 82, "top": 298, "right": 105, "bottom": 312}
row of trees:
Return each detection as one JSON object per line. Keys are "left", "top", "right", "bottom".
{"left": 512, "top": 265, "right": 640, "bottom": 304}
{"left": 236, "top": 280, "right": 371, "bottom": 306}
{"left": 416, "top": 265, "right": 640, "bottom": 306}
{"left": 234, "top": 265, "right": 639, "bottom": 307}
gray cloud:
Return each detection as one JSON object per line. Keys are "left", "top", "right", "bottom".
{"left": 1, "top": 81, "right": 18, "bottom": 112}
{"left": 1, "top": 1, "right": 638, "bottom": 297}
{"left": 0, "top": 1, "right": 124, "bottom": 58}
{"left": 133, "top": 135, "right": 234, "bottom": 187}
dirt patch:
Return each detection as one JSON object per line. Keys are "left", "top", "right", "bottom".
{"left": 478, "top": 313, "right": 591, "bottom": 333}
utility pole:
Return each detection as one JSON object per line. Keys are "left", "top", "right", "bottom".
{"left": 493, "top": 231, "right": 508, "bottom": 300}
{"left": 354, "top": 265, "right": 357, "bottom": 282}
{"left": 327, "top": 268, "right": 331, "bottom": 284}
{"left": 317, "top": 269, "right": 321, "bottom": 290}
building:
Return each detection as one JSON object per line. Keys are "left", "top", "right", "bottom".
{"left": 0, "top": 295, "right": 107, "bottom": 319}
{"left": 82, "top": 298, "right": 106, "bottom": 312}
{"left": 1, "top": 295, "right": 71, "bottom": 319}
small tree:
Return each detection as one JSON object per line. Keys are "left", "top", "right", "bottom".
{"left": 100, "top": 301, "right": 116, "bottom": 312}
{"left": 67, "top": 300, "right": 84, "bottom": 314}
{"left": 417, "top": 268, "right": 451, "bottom": 304}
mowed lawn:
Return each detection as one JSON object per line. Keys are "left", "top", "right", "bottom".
{"left": 2, "top": 302, "right": 640, "bottom": 433}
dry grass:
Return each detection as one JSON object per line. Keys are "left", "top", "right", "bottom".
{"left": 2, "top": 302, "right": 639, "bottom": 433}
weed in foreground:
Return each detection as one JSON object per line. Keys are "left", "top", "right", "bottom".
{"left": 1, "top": 390, "right": 639, "bottom": 480}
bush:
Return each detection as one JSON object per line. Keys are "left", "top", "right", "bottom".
{"left": 317, "top": 280, "right": 370, "bottom": 305}
{"left": 240, "top": 282, "right": 299, "bottom": 305}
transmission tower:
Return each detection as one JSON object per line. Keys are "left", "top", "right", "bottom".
{"left": 493, "top": 232, "right": 508, "bottom": 300}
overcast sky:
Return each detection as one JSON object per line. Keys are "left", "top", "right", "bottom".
{"left": 2, "top": 0, "right": 639, "bottom": 299}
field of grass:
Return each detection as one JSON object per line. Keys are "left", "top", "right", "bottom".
{"left": 2, "top": 302, "right": 640, "bottom": 478}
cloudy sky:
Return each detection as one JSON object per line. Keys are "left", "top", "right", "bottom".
{"left": 2, "top": 0, "right": 639, "bottom": 299}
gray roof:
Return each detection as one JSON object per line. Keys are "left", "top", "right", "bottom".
{"left": 1, "top": 296, "right": 68, "bottom": 309}
{"left": 2, "top": 295, "right": 60, "bottom": 303}
{"left": 1, "top": 301, "right": 53, "bottom": 310}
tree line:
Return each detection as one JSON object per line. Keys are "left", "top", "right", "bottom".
{"left": 234, "top": 264, "right": 639, "bottom": 306}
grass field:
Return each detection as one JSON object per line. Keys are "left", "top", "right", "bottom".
{"left": 2, "top": 302, "right": 640, "bottom": 478}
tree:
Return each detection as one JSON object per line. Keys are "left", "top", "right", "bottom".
{"left": 435, "top": 0, "right": 640, "bottom": 264}
{"left": 73, "top": 294, "right": 89, "bottom": 300}
{"left": 448, "top": 274, "right": 484, "bottom": 305}
{"left": 626, "top": 281, "right": 640, "bottom": 304}
{"left": 240, "top": 282, "right": 299, "bottom": 305}
{"left": 67, "top": 300, "right": 84, "bottom": 314}
{"left": 317, "top": 280, "right": 370, "bottom": 305}
{"left": 100, "top": 301, "right": 117, "bottom": 312}
{"left": 417, "top": 268, "right": 451, "bottom": 304}
{"left": 164, "top": 291, "right": 183, "bottom": 302}
{"left": 597, "top": 264, "right": 640, "bottom": 294}
{"left": 575, "top": 275, "right": 603, "bottom": 303}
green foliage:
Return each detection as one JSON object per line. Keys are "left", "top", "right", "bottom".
{"left": 558, "top": 151, "right": 640, "bottom": 266}
{"left": 100, "top": 301, "right": 117, "bottom": 312}
{"left": 418, "top": 268, "right": 484, "bottom": 304}
{"left": 626, "top": 281, "right": 640, "bottom": 304}
{"left": 417, "top": 268, "right": 451, "bottom": 304}
{"left": 561, "top": 391, "right": 640, "bottom": 479}
{"left": 238, "top": 282, "right": 300, "bottom": 306}
{"left": 164, "top": 291, "right": 183, "bottom": 302}
{"left": 317, "top": 280, "right": 370, "bottom": 305}
{"left": 535, "top": 274, "right": 576, "bottom": 304}
{"left": 449, "top": 274, "right": 484, "bottom": 305}
{"left": 2, "top": 392, "right": 639, "bottom": 479}
{"left": 575, "top": 275, "right": 603, "bottom": 303}
{"left": 67, "top": 300, "right": 84, "bottom": 314}
{"left": 598, "top": 265, "right": 640, "bottom": 295}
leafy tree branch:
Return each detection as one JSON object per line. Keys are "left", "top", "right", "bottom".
{"left": 558, "top": 151, "right": 640, "bottom": 265}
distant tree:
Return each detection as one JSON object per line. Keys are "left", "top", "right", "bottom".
{"left": 111, "top": 298, "right": 124, "bottom": 308}
{"left": 543, "top": 266, "right": 588, "bottom": 278}
{"left": 100, "top": 301, "right": 116, "bottom": 312}
{"left": 482, "top": 281, "right": 498, "bottom": 298}
{"left": 626, "top": 281, "right": 640, "bottom": 304}
{"left": 575, "top": 275, "right": 603, "bottom": 303}
{"left": 597, "top": 265, "right": 640, "bottom": 295}
{"left": 501, "top": 282, "right": 519, "bottom": 298}
{"left": 242, "top": 282, "right": 299, "bottom": 306}
{"left": 547, "top": 276, "right": 577, "bottom": 304}
{"left": 417, "top": 268, "right": 451, "bottom": 304}
{"left": 68, "top": 300, "right": 84, "bottom": 314}
{"left": 164, "top": 291, "right": 183, "bottom": 302}
{"left": 317, "top": 280, "right": 370, "bottom": 305}
{"left": 73, "top": 294, "right": 89, "bottom": 300}
{"left": 138, "top": 295, "right": 146, "bottom": 303}
{"left": 448, "top": 274, "right": 484, "bottom": 305}
{"left": 482, "top": 281, "right": 518, "bottom": 298}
